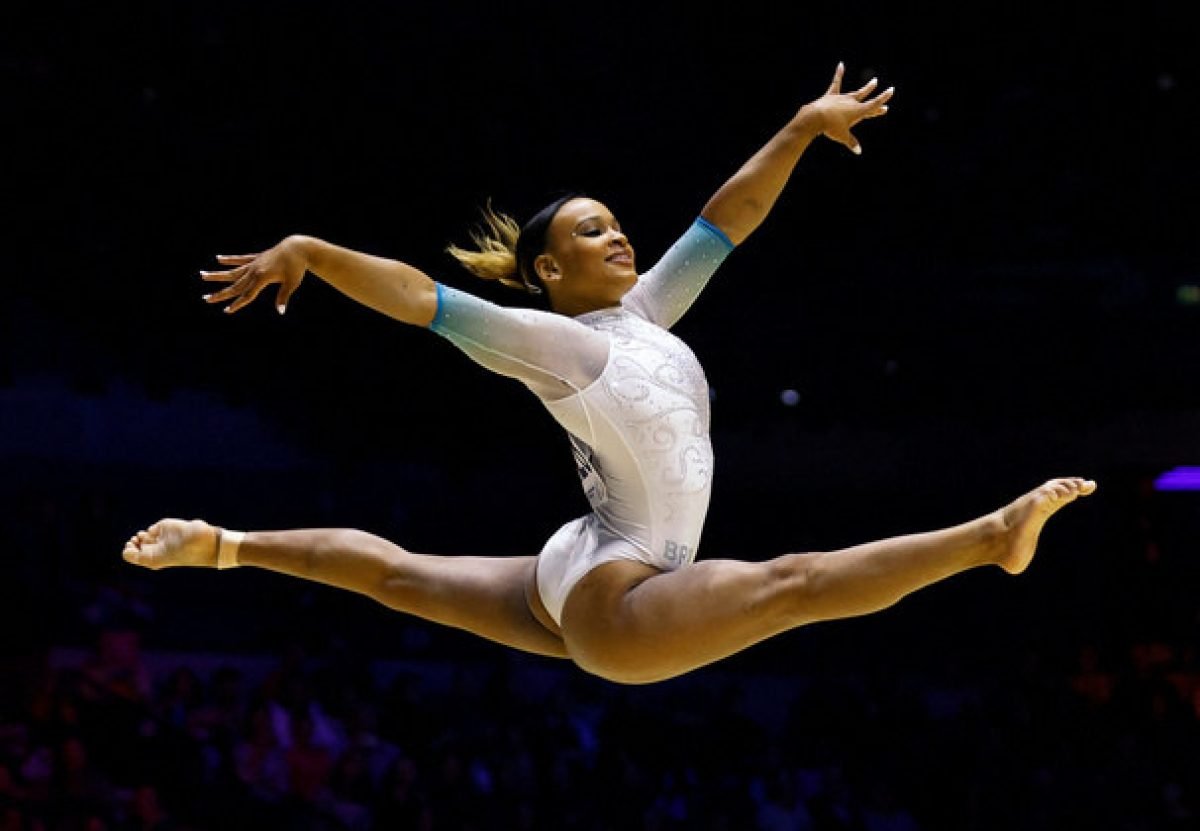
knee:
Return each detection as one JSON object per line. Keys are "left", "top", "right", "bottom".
{"left": 761, "top": 553, "right": 821, "bottom": 628}
{"left": 327, "top": 531, "right": 415, "bottom": 604}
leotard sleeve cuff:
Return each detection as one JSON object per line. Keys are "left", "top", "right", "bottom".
{"left": 429, "top": 282, "right": 447, "bottom": 331}
{"left": 694, "top": 216, "right": 735, "bottom": 250}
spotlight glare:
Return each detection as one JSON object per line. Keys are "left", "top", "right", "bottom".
{"left": 1154, "top": 466, "right": 1200, "bottom": 491}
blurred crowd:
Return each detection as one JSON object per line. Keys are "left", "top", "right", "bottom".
{"left": 1, "top": 614, "right": 1198, "bottom": 831}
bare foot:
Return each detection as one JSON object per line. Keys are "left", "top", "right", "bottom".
{"left": 997, "top": 478, "right": 1097, "bottom": 574}
{"left": 123, "top": 519, "right": 219, "bottom": 570}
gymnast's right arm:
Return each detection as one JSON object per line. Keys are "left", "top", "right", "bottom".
{"left": 201, "top": 234, "right": 438, "bottom": 326}
{"left": 200, "top": 234, "right": 608, "bottom": 397}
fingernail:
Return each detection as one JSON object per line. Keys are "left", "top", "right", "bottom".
{"left": 202, "top": 294, "right": 211, "bottom": 301}
{"left": 852, "top": 145, "right": 862, "bottom": 155}
{"left": 276, "top": 305, "right": 286, "bottom": 315}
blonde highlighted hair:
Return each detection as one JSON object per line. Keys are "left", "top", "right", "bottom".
{"left": 446, "top": 200, "right": 539, "bottom": 294}
{"left": 446, "top": 192, "right": 584, "bottom": 297}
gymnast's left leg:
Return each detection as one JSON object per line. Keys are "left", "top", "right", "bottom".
{"left": 561, "top": 477, "right": 1095, "bottom": 684}
{"left": 123, "top": 519, "right": 568, "bottom": 658}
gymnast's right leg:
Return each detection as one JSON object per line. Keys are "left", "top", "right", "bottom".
{"left": 122, "top": 519, "right": 569, "bottom": 659}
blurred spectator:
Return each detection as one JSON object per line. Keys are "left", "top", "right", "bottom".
{"left": 119, "top": 783, "right": 174, "bottom": 831}
{"left": 233, "top": 703, "right": 287, "bottom": 807}
{"left": 284, "top": 709, "right": 333, "bottom": 806}
{"left": 754, "top": 770, "right": 815, "bottom": 831}
{"left": 1069, "top": 644, "right": 1116, "bottom": 708}
{"left": 373, "top": 755, "right": 431, "bottom": 830}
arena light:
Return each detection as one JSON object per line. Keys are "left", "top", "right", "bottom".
{"left": 1153, "top": 467, "right": 1200, "bottom": 491}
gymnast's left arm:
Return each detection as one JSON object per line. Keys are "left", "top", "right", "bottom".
{"left": 699, "top": 62, "right": 894, "bottom": 246}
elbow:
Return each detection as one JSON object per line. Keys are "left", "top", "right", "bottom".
{"left": 377, "top": 273, "right": 438, "bottom": 328}
{"left": 403, "top": 277, "right": 439, "bottom": 328}
{"left": 700, "top": 210, "right": 752, "bottom": 247}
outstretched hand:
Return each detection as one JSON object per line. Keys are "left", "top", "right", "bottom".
{"left": 806, "top": 62, "right": 894, "bottom": 155}
{"left": 201, "top": 236, "right": 309, "bottom": 314}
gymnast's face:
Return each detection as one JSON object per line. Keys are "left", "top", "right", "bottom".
{"left": 536, "top": 197, "right": 638, "bottom": 315}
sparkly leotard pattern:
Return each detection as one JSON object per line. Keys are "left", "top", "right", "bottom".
{"left": 430, "top": 217, "right": 734, "bottom": 624}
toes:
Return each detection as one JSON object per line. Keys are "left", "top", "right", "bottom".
{"left": 1058, "top": 477, "right": 1097, "bottom": 496}
{"left": 1042, "top": 477, "right": 1097, "bottom": 504}
{"left": 1045, "top": 481, "right": 1070, "bottom": 500}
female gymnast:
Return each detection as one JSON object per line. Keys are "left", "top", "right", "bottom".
{"left": 123, "top": 64, "right": 1095, "bottom": 684}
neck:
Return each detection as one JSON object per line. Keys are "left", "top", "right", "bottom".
{"left": 553, "top": 297, "right": 622, "bottom": 317}
{"left": 549, "top": 286, "right": 628, "bottom": 317}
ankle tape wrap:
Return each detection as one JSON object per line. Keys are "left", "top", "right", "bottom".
{"left": 216, "top": 528, "right": 245, "bottom": 570}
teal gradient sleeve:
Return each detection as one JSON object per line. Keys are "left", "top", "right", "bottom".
{"left": 428, "top": 283, "right": 608, "bottom": 395}
{"left": 623, "top": 216, "right": 735, "bottom": 329}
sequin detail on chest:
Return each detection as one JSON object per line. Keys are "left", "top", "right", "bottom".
{"left": 587, "top": 311, "right": 713, "bottom": 503}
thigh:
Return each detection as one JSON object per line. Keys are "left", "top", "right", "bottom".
{"left": 560, "top": 555, "right": 803, "bottom": 683}
{"left": 378, "top": 550, "right": 568, "bottom": 659}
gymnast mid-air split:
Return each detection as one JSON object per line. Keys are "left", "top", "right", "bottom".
{"left": 123, "top": 64, "right": 1095, "bottom": 684}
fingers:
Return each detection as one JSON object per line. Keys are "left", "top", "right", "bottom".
{"left": 826, "top": 61, "right": 844, "bottom": 95}
{"left": 203, "top": 271, "right": 254, "bottom": 307}
{"left": 200, "top": 249, "right": 300, "bottom": 315}
{"left": 832, "top": 79, "right": 895, "bottom": 156}
{"left": 225, "top": 278, "right": 272, "bottom": 314}
{"left": 200, "top": 254, "right": 262, "bottom": 314}
{"left": 275, "top": 283, "right": 297, "bottom": 315}
{"left": 863, "top": 84, "right": 895, "bottom": 116}
{"left": 828, "top": 63, "right": 895, "bottom": 106}
{"left": 852, "top": 77, "right": 894, "bottom": 119}
{"left": 873, "top": 85, "right": 896, "bottom": 106}
{"left": 853, "top": 76, "right": 879, "bottom": 101}
{"left": 199, "top": 266, "right": 246, "bottom": 284}
{"left": 201, "top": 267, "right": 271, "bottom": 314}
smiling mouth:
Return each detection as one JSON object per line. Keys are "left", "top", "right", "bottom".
{"left": 606, "top": 252, "right": 634, "bottom": 265}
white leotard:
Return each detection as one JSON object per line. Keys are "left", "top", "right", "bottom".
{"left": 429, "top": 217, "right": 734, "bottom": 624}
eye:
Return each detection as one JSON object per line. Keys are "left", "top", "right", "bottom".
{"left": 572, "top": 218, "right": 622, "bottom": 238}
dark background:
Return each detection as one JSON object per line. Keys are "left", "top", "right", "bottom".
{"left": 2, "top": 1, "right": 1199, "bottom": 829}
